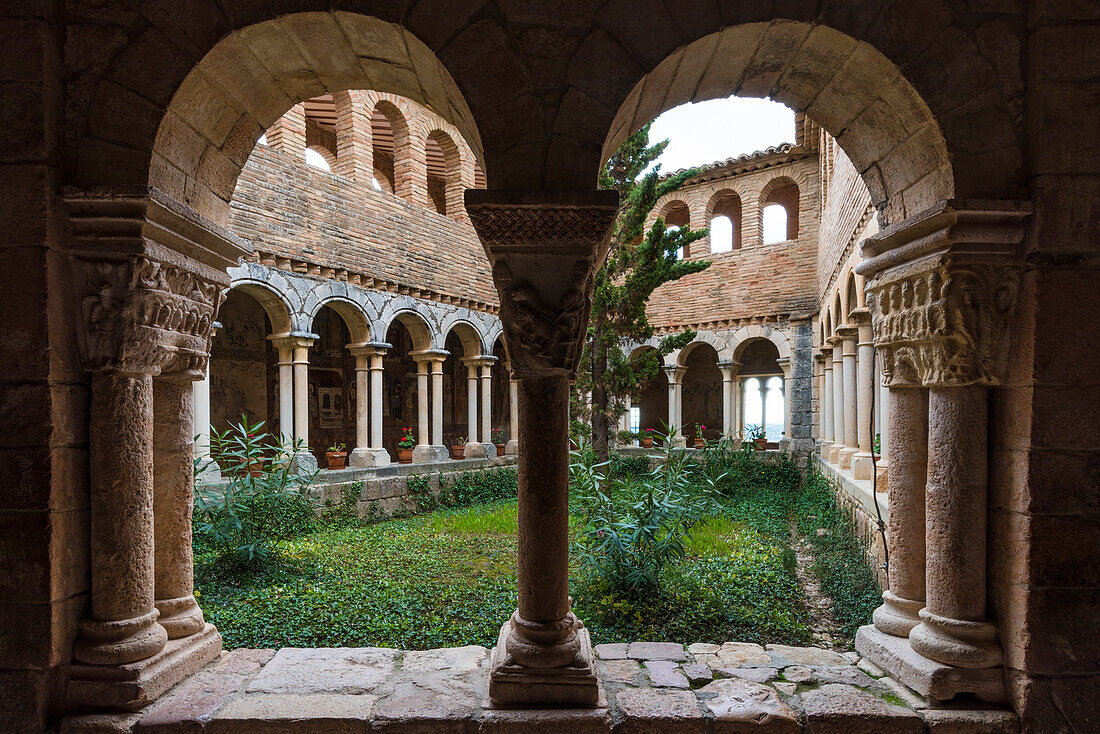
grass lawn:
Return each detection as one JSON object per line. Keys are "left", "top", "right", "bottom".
{"left": 195, "top": 459, "right": 877, "bottom": 650}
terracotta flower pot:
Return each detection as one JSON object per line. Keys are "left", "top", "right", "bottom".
{"left": 450, "top": 445, "right": 465, "bottom": 460}
{"left": 494, "top": 443, "right": 505, "bottom": 457}
{"left": 325, "top": 451, "right": 347, "bottom": 470}
{"left": 397, "top": 447, "right": 413, "bottom": 464}
{"left": 754, "top": 438, "right": 767, "bottom": 450}
{"left": 641, "top": 438, "right": 654, "bottom": 448}
{"left": 693, "top": 438, "right": 706, "bottom": 449}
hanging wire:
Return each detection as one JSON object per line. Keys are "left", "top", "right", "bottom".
{"left": 869, "top": 345, "right": 890, "bottom": 584}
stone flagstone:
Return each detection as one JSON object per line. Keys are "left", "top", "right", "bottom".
{"left": 699, "top": 678, "right": 800, "bottom": 733}
{"left": 245, "top": 647, "right": 398, "bottom": 695}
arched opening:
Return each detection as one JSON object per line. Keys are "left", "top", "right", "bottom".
{"left": 659, "top": 200, "right": 691, "bottom": 259}
{"left": 427, "top": 129, "right": 462, "bottom": 217}
{"left": 761, "top": 178, "right": 800, "bottom": 243}
{"left": 681, "top": 343, "right": 722, "bottom": 442}
{"left": 307, "top": 306, "right": 356, "bottom": 465}
{"left": 737, "top": 339, "right": 783, "bottom": 443}
{"left": 708, "top": 190, "right": 742, "bottom": 253}
{"left": 382, "top": 318, "right": 424, "bottom": 459}
{"left": 372, "top": 101, "right": 408, "bottom": 197}
{"left": 209, "top": 289, "right": 279, "bottom": 439}
{"left": 492, "top": 337, "right": 511, "bottom": 447}
{"left": 846, "top": 272, "right": 860, "bottom": 318}
{"left": 442, "top": 322, "right": 482, "bottom": 449}
{"left": 631, "top": 347, "right": 669, "bottom": 438}
{"left": 305, "top": 147, "right": 334, "bottom": 172}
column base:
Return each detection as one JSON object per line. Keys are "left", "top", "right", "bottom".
{"left": 464, "top": 441, "right": 488, "bottom": 459}
{"left": 910, "top": 608, "right": 1004, "bottom": 669}
{"left": 828, "top": 444, "right": 843, "bottom": 464}
{"left": 69, "top": 623, "right": 222, "bottom": 712}
{"left": 819, "top": 441, "right": 833, "bottom": 458}
{"left": 875, "top": 461, "right": 889, "bottom": 492}
{"left": 291, "top": 450, "right": 318, "bottom": 474}
{"left": 195, "top": 461, "right": 222, "bottom": 483}
{"left": 851, "top": 451, "right": 875, "bottom": 479}
{"left": 412, "top": 445, "right": 450, "bottom": 463}
{"left": 838, "top": 446, "right": 858, "bottom": 470}
{"left": 349, "top": 447, "right": 391, "bottom": 468}
{"left": 489, "top": 619, "right": 600, "bottom": 708}
{"left": 872, "top": 590, "right": 924, "bottom": 637}
{"left": 73, "top": 609, "right": 167, "bottom": 666}
{"left": 154, "top": 595, "right": 205, "bottom": 639}
{"left": 855, "top": 625, "right": 1005, "bottom": 704}
{"left": 505, "top": 439, "right": 518, "bottom": 456}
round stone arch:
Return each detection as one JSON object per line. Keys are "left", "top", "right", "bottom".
{"left": 439, "top": 317, "right": 484, "bottom": 358}
{"left": 304, "top": 296, "right": 372, "bottom": 346}
{"left": 676, "top": 332, "right": 728, "bottom": 366}
{"left": 730, "top": 325, "right": 791, "bottom": 363}
{"left": 78, "top": 11, "right": 484, "bottom": 227}
{"left": 224, "top": 276, "right": 297, "bottom": 336}
{"left": 376, "top": 302, "right": 435, "bottom": 353}
{"left": 483, "top": 321, "right": 506, "bottom": 360}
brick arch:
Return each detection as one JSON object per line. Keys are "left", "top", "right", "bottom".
{"left": 79, "top": 11, "right": 482, "bottom": 226}
{"left": 426, "top": 128, "right": 463, "bottom": 217}
{"left": 705, "top": 189, "right": 744, "bottom": 252}
{"left": 759, "top": 176, "right": 801, "bottom": 242}
{"left": 305, "top": 144, "right": 338, "bottom": 172}
{"left": 372, "top": 98, "right": 414, "bottom": 202}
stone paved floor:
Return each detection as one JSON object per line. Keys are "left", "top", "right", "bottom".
{"left": 64, "top": 641, "right": 1018, "bottom": 733}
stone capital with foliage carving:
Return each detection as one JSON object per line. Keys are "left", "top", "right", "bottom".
{"left": 855, "top": 200, "right": 1030, "bottom": 388}
{"left": 466, "top": 190, "right": 619, "bottom": 380}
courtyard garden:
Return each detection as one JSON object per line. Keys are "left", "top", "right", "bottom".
{"left": 193, "top": 424, "right": 881, "bottom": 651}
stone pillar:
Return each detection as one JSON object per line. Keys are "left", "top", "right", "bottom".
{"left": 291, "top": 336, "right": 317, "bottom": 472}
{"left": 664, "top": 365, "right": 687, "bottom": 446}
{"left": 777, "top": 357, "right": 792, "bottom": 445}
{"left": 467, "top": 188, "right": 618, "bottom": 707}
{"left": 191, "top": 339, "right": 220, "bottom": 481}
{"left": 837, "top": 325, "right": 859, "bottom": 469}
{"left": 877, "top": 368, "right": 890, "bottom": 489}
{"left": 270, "top": 336, "right": 295, "bottom": 444}
{"left": 153, "top": 377, "right": 206, "bottom": 639}
{"left": 349, "top": 343, "right": 391, "bottom": 467}
{"left": 853, "top": 200, "right": 1029, "bottom": 703}
{"left": 872, "top": 385, "right": 928, "bottom": 636}
{"left": 718, "top": 361, "right": 736, "bottom": 437}
{"left": 412, "top": 350, "right": 449, "bottom": 463}
{"left": 814, "top": 352, "right": 827, "bottom": 443}
{"left": 506, "top": 370, "right": 519, "bottom": 455}
{"left": 829, "top": 337, "right": 845, "bottom": 464}
{"left": 480, "top": 361, "right": 494, "bottom": 453}
{"left": 850, "top": 308, "right": 876, "bottom": 479}
{"left": 64, "top": 189, "right": 242, "bottom": 708}
{"left": 821, "top": 350, "right": 834, "bottom": 455}
{"left": 462, "top": 358, "right": 485, "bottom": 457}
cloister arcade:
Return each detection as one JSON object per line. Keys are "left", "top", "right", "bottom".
{"left": 3, "top": 3, "right": 1096, "bottom": 731}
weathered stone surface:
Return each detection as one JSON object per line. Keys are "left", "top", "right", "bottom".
{"left": 210, "top": 694, "right": 375, "bottom": 733}
{"left": 856, "top": 658, "right": 885, "bottom": 678}
{"left": 783, "top": 665, "right": 815, "bottom": 684}
{"left": 699, "top": 678, "right": 800, "bottom": 733}
{"left": 214, "top": 648, "right": 276, "bottom": 675}
{"left": 600, "top": 659, "right": 643, "bottom": 684}
{"left": 773, "top": 682, "right": 796, "bottom": 696}
{"left": 765, "top": 644, "right": 849, "bottom": 666}
{"left": 628, "top": 642, "right": 688, "bottom": 662}
{"left": 716, "top": 667, "right": 779, "bottom": 684}
{"left": 680, "top": 662, "right": 713, "bottom": 686}
{"left": 717, "top": 643, "right": 771, "bottom": 667}
{"left": 371, "top": 678, "right": 481, "bottom": 732}
{"left": 61, "top": 713, "right": 143, "bottom": 733}
{"left": 814, "top": 665, "right": 883, "bottom": 689}
{"left": 595, "top": 643, "right": 630, "bottom": 660}
{"left": 401, "top": 645, "right": 487, "bottom": 674}
{"left": 694, "top": 653, "right": 722, "bottom": 669}
{"left": 800, "top": 683, "right": 923, "bottom": 733}
{"left": 245, "top": 648, "right": 398, "bottom": 695}
{"left": 644, "top": 660, "right": 690, "bottom": 688}
{"left": 614, "top": 688, "right": 705, "bottom": 733}
{"left": 478, "top": 707, "right": 611, "bottom": 733}
{"left": 686, "top": 643, "right": 720, "bottom": 656}
{"left": 137, "top": 668, "right": 246, "bottom": 731}
{"left": 919, "top": 708, "right": 1019, "bottom": 733}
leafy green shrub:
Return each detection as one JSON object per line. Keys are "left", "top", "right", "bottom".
{"left": 407, "top": 468, "right": 518, "bottom": 515}
{"left": 570, "top": 438, "right": 721, "bottom": 595}
{"left": 194, "top": 417, "right": 319, "bottom": 568}
{"left": 609, "top": 453, "right": 652, "bottom": 478}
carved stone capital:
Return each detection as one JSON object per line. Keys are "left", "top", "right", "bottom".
{"left": 465, "top": 190, "right": 619, "bottom": 380}
{"left": 856, "top": 200, "right": 1031, "bottom": 388}
{"left": 65, "top": 187, "right": 249, "bottom": 379}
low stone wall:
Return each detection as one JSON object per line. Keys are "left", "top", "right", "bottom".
{"left": 814, "top": 455, "right": 889, "bottom": 589}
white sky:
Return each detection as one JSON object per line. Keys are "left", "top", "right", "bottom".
{"left": 646, "top": 97, "right": 796, "bottom": 174}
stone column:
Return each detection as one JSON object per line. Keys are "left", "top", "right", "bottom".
{"left": 152, "top": 377, "right": 206, "bottom": 639}
{"left": 415, "top": 357, "right": 430, "bottom": 448}
{"left": 821, "top": 349, "right": 834, "bottom": 456}
{"left": 270, "top": 336, "right": 295, "bottom": 444}
{"left": 664, "top": 365, "right": 687, "bottom": 446}
{"left": 850, "top": 308, "right": 876, "bottom": 479}
{"left": 412, "top": 350, "right": 449, "bottom": 463}
{"left": 871, "top": 385, "right": 928, "bottom": 636}
{"left": 462, "top": 358, "right": 485, "bottom": 457}
{"left": 291, "top": 336, "right": 317, "bottom": 472}
{"left": 467, "top": 188, "right": 618, "bottom": 707}
{"left": 814, "top": 352, "right": 826, "bottom": 443}
{"left": 837, "top": 325, "right": 859, "bottom": 469}
{"left": 348, "top": 343, "right": 391, "bottom": 467}
{"left": 480, "top": 361, "right": 495, "bottom": 454}
{"left": 506, "top": 370, "right": 519, "bottom": 455}
{"left": 877, "top": 368, "right": 890, "bottom": 489}
{"left": 718, "top": 361, "right": 735, "bottom": 437}
{"left": 853, "top": 199, "right": 1029, "bottom": 703}
{"left": 829, "top": 337, "right": 845, "bottom": 464}
{"left": 432, "top": 358, "right": 445, "bottom": 448}
{"left": 777, "top": 357, "right": 792, "bottom": 445}
{"left": 191, "top": 336, "right": 220, "bottom": 481}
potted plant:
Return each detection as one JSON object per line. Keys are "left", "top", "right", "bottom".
{"left": 746, "top": 424, "right": 767, "bottom": 450}
{"left": 491, "top": 427, "right": 505, "bottom": 456}
{"left": 397, "top": 427, "right": 416, "bottom": 463}
{"left": 693, "top": 423, "right": 707, "bottom": 449}
{"left": 450, "top": 436, "right": 466, "bottom": 460}
{"left": 641, "top": 427, "right": 656, "bottom": 448}
{"left": 325, "top": 442, "right": 348, "bottom": 470}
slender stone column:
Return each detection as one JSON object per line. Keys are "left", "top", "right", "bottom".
{"left": 664, "top": 365, "right": 687, "bottom": 446}
{"left": 821, "top": 350, "right": 834, "bottom": 455}
{"left": 412, "top": 350, "right": 449, "bottom": 463}
{"left": 814, "top": 352, "right": 827, "bottom": 444}
{"left": 480, "top": 362, "right": 494, "bottom": 450}
{"left": 431, "top": 358, "right": 445, "bottom": 447}
{"left": 467, "top": 188, "right": 618, "bottom": 707}
{"left": 192, "top": 353, "right": 220, "bottom": 481}
{"left": 416, "top": 358, "right": 429, "bottom": 447}
{"left": 910, "top": 387, "right": 1002, "bottom": 668}
{"left": 270, "top": 336, "right": 295, "bottom": 444}
{"left": 348, "top": 343, "right": 392, "bottom": 467}
{"left": 850, "top": 309, "right": 876, "bottom": 479}
{"left": 291, "top": 336, "right": 317, "bottom": 471}
{"left": 75, "top": 372, "right": 169, "bottom": 665}
{"left": 718, "top": 361, "right": 735, "bottom": 437}
{"left": 837, "top": 325, "right": 859, "bottom": 469}
{"left": 877, "top": 368, "right": 890, "bottom": 489}
{"left": 506, "top": 371, "right": 519, "bottom": 455}
{"left": 777, "top": 357, "right": 792, "bottom": 445}
{"left": 153, "top": 377, "right": 205, "bottom": 639}
{"left": 872, "top": 385, "right": 928, "bottom": 636}
{"left": 829, "top": 338, "right": 845, "bottom": 464}
{"left": 461, "top": 356, "right": 489, "bottom": 458}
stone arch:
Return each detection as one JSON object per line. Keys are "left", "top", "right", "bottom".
{"left": 759, "top": 176, "right": 801, "bottom": 242}
{"left": 833, "top": 292, "right": 844, "bottom": 329}
{"left": 730, "top": 325, "right": 791, "bottom": 362}
{"left": 845, "top": 271, "right": 862, "bottom": 317}
{"left": 484, "top": 322, "right": 506, "bottom": 360}
{"left": 305, "top": 297, "right": 371, "bottom": 345}
{"left": 376, "top": 301, "right": 435, "bottom": 352}
{"left": 596, "top": 21, "right": 998, "bottom": 225}
{"left": 225, "top": 276, "right": 296, "bottom": 336}
{"left": 84, "top": 11, "right": 482, "bottom": 226}
{"left": 706, "top": 189, "right": 744, "bottom": 252}
{"left": 440, "top": 318, "right": 484, "bottom": 357}
{"left": 676, "top": 332, "right": 727, "bottom": 366}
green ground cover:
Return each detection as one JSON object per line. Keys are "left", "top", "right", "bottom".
{"left": 194, "top": 451, "right": 879, "bottom": 650}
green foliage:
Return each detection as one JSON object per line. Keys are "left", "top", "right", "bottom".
{"left": 408, "top": 468, "right": 518, "bottom": 514}
{"left": 194, "top": 416, "right": 319, "bottom": 569}
{"left": 793, "top": 469, "right": 883, "bottom": 639}
{"left": 569, "top": 436, "right": 721, "bottom": 595}
{"left": 318, "top": 482, "right": 362, "bottom": 529}
{"left": 609, "top": 453, "right": 652, "bottom": 478}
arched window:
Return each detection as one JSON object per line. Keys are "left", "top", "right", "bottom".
{"left": 660, "top": 201, "right": 690, "bottom": 259}
{"left": 760, "top": 178, "right": 800, "bottom": 243}
{"left": 304, "top": 147, "right": 332, "bottom": 172}
{"left": 426, "top": 129, "right": 462, "bottom": 217}
{"left": 762, "top": 205, "right": 788, "bottom": 244}
{"left": 371, "top": 101, "right": 408, "bottom": 195}
{"left": 708, "top": 191, "right": 742, "bottom": 253}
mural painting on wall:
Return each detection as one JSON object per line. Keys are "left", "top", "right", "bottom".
{"left": 209, "top": 291, "right": 272, "bottom": 433}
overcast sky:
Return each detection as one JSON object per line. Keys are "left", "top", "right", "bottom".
{"left": 646, "top": 97, "right": 796, "bottom": 175}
